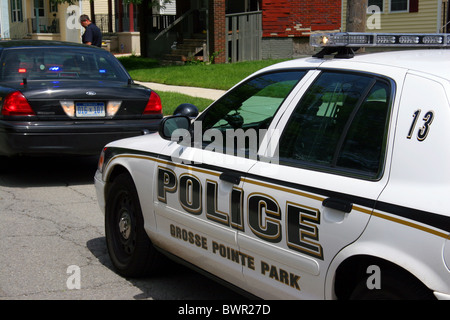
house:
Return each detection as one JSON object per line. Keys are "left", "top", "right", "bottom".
{"left": 1, "top": 0, "right": 65, "bottom": 40}
{"left": 0, "top": 0, "right": 147, "bottom": 53}
{"left": 342, "top": 0, "right": 450, "bottom": 33}
{"left": 148, "top": 0, "right": 342, "bottom": 64}
{"left": 260, "top": 0, "right": 341, "bottom": 59}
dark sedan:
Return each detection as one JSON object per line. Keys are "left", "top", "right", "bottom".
{"left": 0, "top": 40, "right": 163, "bottom": 157}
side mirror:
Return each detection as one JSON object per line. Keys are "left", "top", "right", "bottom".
{"left": 159, "top": 115, "right": 191, "bottom": 140}
{"left": 174, "top": 103, "right": 199, "bottom": 119}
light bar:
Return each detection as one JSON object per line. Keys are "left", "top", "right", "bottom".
{"left": 310, "top": 32, "right": 450, "bottom": 48}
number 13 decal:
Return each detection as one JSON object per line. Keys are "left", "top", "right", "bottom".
{"left": 407, "top": 109, "right": 434, "bottom": 141}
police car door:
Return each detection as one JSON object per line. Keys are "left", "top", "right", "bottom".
{"left": 154, "top": 69, "right": 310, "bottom": 290}
{"left": 240, "top": 70, "right": 395, "bottom": 299}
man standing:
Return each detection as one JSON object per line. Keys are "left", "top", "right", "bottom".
{"left": 79, "top": 14, "right": 102, "bottom": 47}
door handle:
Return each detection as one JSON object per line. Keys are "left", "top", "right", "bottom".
{"left": 219, "top": 171, "right": 241, "bottom": 185}
{"left": 322, "top": 197, "right": 353, "bottom": 213}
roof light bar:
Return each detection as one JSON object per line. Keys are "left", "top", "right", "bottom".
{"left": 310, "top": 32, "right": 450, "bottom": 48}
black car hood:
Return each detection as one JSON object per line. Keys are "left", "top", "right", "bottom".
{"left": 2, "top": 79, "right": 151, "bottom": 100}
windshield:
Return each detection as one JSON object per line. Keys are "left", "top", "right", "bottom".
{"left": 0, "top": 47, "right": 129, "bottom": 82}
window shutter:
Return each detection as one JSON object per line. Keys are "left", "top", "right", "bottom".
{"left": 409, "top": 0, "right": 419, "bottom": 13}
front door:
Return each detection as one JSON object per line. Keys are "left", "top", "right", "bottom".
{"left": 153, "top": 69, "right": 308, "bottom": 290}
{"left": 239, "top": 70, "right": 395, "bottom": 299}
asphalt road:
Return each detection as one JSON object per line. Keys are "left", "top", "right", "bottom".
{"left": 0, "top": 155, "right": 245, "bottom": 300}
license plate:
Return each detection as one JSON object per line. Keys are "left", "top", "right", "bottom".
{"left": 76, "top": 103, "right": 105, "bottom": 117}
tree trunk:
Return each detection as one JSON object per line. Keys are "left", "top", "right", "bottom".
{"left": 346, "top": 0, "right": 366, "bottom": 32}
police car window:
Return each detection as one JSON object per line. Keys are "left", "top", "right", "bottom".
{"left": 0, "top": 48, "right": 128, "bottom": 81}
{"left": 279, "top": 71, "right": 391, "bottom": 179}
{"left": 199, "top": 70, "right": 306, "bottom": 155}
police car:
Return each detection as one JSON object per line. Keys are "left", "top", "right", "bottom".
{"left": 95, "top": 33, "right": 450, "bottom": 300}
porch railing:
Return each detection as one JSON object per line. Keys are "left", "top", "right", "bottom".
{"left": 154, "top": 9, "right": 195, "bottom": 40}
{"left": 94, "top": 14, "right": 115, "bottom": 33}
{"left": 8, "top": 21, "right": 28, "bottom": 39}
{"left": 28, "top": 17, "right": 60, "bottom": 34}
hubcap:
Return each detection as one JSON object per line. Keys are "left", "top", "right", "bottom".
{"left": 118, "top": 211, "right": 131, "bottom": 240}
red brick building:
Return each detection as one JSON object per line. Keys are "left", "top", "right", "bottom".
{"left": 261, "top": 0, "right": 341, "bottom": 37}
{"left": 209, "top": 0, "right": 342, "bottom": 63}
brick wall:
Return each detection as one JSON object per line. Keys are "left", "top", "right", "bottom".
{"left": 209, "top": 0, "right": 226, "bottom": 63}
{"left": 262, "top": 0, "right": 341, "bottom": 37}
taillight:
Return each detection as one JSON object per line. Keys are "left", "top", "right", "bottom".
{"left": 2, "top": 91, "right": 35, "bottom": 116}
{"left": 143, "top": 91, "right": 162, "bottom": 115}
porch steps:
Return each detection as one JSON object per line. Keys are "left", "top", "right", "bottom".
{"left": 161, "top": 34, "right": 207, "bottom": 65}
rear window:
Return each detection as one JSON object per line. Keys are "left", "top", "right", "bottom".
{"left": 0, "top": 47, "right": 129, "bottom": 82}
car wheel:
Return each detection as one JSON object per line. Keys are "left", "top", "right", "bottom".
{"left": 105, "top": 172, "right": 163, "bottom": 277}
{"left": 349, "top": 269, "right": 435, "bottom": 300}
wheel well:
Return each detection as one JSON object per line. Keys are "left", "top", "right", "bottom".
{"left": 333, "top": 255, "right": 434, "bottom": 300}
{"left": 104, "top": 165, "right": 131, "bottom": 199}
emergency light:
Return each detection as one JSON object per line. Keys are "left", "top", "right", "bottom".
{"left": 310, "top": 32, "right": 450, "bottom": 48}
{"left": 310, "top": 32, "right": 450, "bottom": 58}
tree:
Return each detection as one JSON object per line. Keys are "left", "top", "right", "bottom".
{"left": 346, "top": 0, "right": 366, "bottom": 32}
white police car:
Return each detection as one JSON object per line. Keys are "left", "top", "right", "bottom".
{"left": 95, "top": 33, "right": 450, "bottom": 300}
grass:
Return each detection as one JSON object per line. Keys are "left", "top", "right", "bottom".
{"left": 158, "top": 91, "right": 214, "bottom": 115}
{"left": 119, "top": 56, "right": 288, "bottom": 91}
{"left": 119, "top": 55, "right": 291, "bottom": 114}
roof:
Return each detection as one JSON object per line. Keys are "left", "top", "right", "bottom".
{"left": 265, "top": 49, "right": 450, "bottom": 81}
{"left": 349, "top": 49, "right": 450, "bottom": 78}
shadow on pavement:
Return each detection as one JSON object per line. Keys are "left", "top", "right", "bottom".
{"left": 0, "top": 155, "right": 99, "bottom": 188}
{"left": 86, "top": 237, "right": 247, "bottom": 300}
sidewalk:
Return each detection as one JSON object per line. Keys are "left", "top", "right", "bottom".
{"left": 135, "top": 81, "right": 227, "bottom": 101}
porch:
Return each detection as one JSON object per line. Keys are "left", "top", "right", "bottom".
{"left": 149, "top": 9, "right": 262, "bottom": 64}
{"left": 8, "top": 16, "right": 61, "bottom": 41}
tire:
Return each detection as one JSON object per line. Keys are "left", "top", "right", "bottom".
{"left": 350, "top": 268, "right": 435, "bottom": 300}
{"left": 105, "top": 172, "right": 164, "bottom": 277}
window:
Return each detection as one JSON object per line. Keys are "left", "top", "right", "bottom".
{"left": 50, "top": 1, "right": 58, "bottom": 13}
{"left": 34, "top": 0, "right": 45, "bottom": 17}
{"left": 368, "top": 0, "right": 383, "bottom": 12}
{"left": 279, "top": 71, "right": 392, "bottom": 179}
{"left": 0, "top": 48, "right": 129, "bottom": 82}
{"left": 10, "top": 0, "right": 23, "bottom": 22}
{"left": 198, "top": 70, "right": 306, "bottom": 156}
{"left": 389, "top": 0, "right": 419, "bottom": 13}
{"left": 391, "top": 0, "right": 408, "bottom": 12}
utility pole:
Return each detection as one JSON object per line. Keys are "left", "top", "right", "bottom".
{"left": 346, "top": 0, "right": 366, "bottom": 32}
